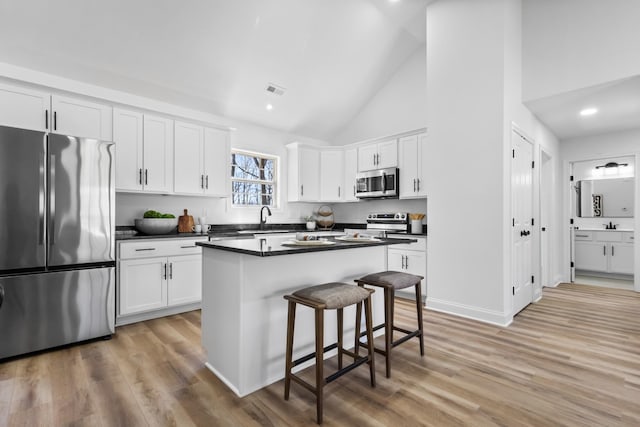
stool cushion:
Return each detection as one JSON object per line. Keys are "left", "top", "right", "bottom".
{"left": 292, "top": 282, "right": 371, "bottom": 309}
{"left": 357, "top": 271, "right": 423, "bottom": 290}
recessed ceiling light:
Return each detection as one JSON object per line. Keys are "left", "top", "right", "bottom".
{"left": 266, "top": 104, "right": 273, "bottom": 111}
{"left": 580, "top": 107, "right": 598, "bottom": 116}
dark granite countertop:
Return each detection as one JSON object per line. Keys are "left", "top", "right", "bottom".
{"left": 196, "top": 235, "right": 417, "bottom": 257}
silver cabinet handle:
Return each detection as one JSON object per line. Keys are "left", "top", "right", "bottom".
{"left": 180, "top": 245, "right": 196, "bottom": 249}
{"left": 39, "top": 147, "right": 45, "bottom": 245}
{"left": 206, "top": 175, "right": 209, "bottom": 189}
{"left": 301, "top": 185, "right": 304, "bottom": 196}
{"left": 169, "top": 263, "right": 173, "bottom": 279}
{"left": 373, "top": 153, "right": 376, "bottom": 166}
{"left": 413, "top": 178, "right": 416, "bottom": 192}
{"left": 139, "top": 168, "right": 143, "bottom": 185}
{"left": 135, "top": 248, "right": 156, "bottom": 252}
{"left": 612, "top": 245, "right": 615, "bottom": 256}
{"left": 144, "top": 169, "right": 148, "bottom": 185}
{"left": 163, "top": 263, "right": 167, "bottom": 280}
{"left": 45, "top": 109, "right": 49, "bottom": 130}
{"left": 417, "top": 179, "right": 420, "bottom": 192}
{"left": 201, "top": 175, "right": 204, "bottom": 189}
{"left": 575, "top": 234, "right": 589, "bottom": 238}
{"left": 603, "top": 245, "right": 606, "bottom": 256}
{"left": 405, "top": 255, "right": 409, "bottom": 269}
{"left": 338, "top": 186, "right": 341, "bottom": 198}
{"left": 53, "top": 111, "right": 57, "bottom": 131}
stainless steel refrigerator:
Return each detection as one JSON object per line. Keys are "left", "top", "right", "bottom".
{"left": 0, "top": 125, "right": 115, "bottom": 359}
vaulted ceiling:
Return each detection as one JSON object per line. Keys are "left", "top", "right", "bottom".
{"left": 0, "top": 0, "right": 431, "bottom": 141}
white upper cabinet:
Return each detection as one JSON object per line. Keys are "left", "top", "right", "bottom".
{"left": 113, "top": 108, "right": 143, "bottom": 191}
{"left": 203, "top": 127, "right": 230, "bottom": 197}
{"left": 357, "top": 138, "right": 397, "bottom": 171}
{"left": 287, "top": 142, "right": 320, "bottom": 202}
{"left": 343, "top": 147, "right": 358, "bottom": 202}
{"left": 0, "top": 83, "right": 111, "bottom": 140}
{"left": 51, "top": 95, "right": 112, "bottom": 140}
{"left": 399, "top": 132, "right": 427, "bottom": 199}
{"left": 0, "top": 83, "right": 49, "bottom": 131}
{"left": 174, "top": 121, "right": 204, "bottom": 195}
{"left": 143, "top": 114, "right": 174, "bottom": 193}
{"left": 174, "top": 121, "right": 230, "bottom": 196}
{"left": 113, "top": 109, "right": 173, "bottom": 193}
{"left": 320, "top": 149, "right": 344, "bottom": 202}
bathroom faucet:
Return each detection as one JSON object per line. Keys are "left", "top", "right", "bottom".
{"left": 260, "top": 205, "right": 272, "bottom": 230}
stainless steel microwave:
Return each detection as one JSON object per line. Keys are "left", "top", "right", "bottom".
{"left": 355, "top": 167, "right": 399, "bottom": 199}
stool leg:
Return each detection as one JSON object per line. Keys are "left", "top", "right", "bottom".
{"left": 315, "top": 307, "right": 324, "bottom": 424}
{"left": 337, "top": 308, "right": 343, "bottom": 370}
{"left": 384, "top": 287, "right": 393, "bottom": 378}
{"left": 354, "top": 289, "right": 363, "bottom": 361}
{"left": 415, "top": 282, "right": 424, "bottom": 356}
{"left": 364, "top": 296, "right": 376, "bottom": 387}
{"left": 284, "top": 301, "right": 296, "bottom": 400}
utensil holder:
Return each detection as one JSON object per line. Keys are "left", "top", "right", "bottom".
{"left": 411, "top": 219, "right": 422, "bottom": 234}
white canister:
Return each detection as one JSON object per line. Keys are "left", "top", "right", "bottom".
{"left": 411, "top": 219, "right": 422, "bottom": 234}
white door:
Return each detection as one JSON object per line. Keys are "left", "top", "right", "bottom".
{"left": 119, "top": 258, "right": 167, "bottom": 315}
{"left": 167, "top": 255, "right": 202, "bottom": 306}
{"left": 174, "top": 121, "right": 204, "bottom": 194}
{"left": 203, "top": 127, "right": 230, "bottom": 197}
{"left": 298, "top": 146, "right": 320, "bottom": 201}
{"left": 512, "top": 130, "right": 534, "bottom": 315}
{"left": 343, "top": 148, "right": 358, "bottom": 202}
{"left": 609, "top": 243, "right": 634, "bottom": 275}
{"left": 113, "top": 108, "right": 144, "bottom": 191}
{"left": 376, "top": 139, "right": 398, "bottom": 169}
{"left": 143, "top": 114, "right": 174, "bottom": 193}
{"left": 399, "top": 135, "right": 419, "bottom": 199}
{"left": 320, "top": 149, "right": 344, "bottom": 201}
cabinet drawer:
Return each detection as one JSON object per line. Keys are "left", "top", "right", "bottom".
{"left": 387, "top": 235, "right": 426, "bottom": 251}
{"left": 595, "top": 231, "right": 622, "bottom": 242}
{"left": 623, "top": 232, "right": 634, "bottom": 243}
{"left": 574, "top": 231, "right": 593, "bottom": 241}
{"left": 119, "top": 238, "right": 206, "bottom": 259}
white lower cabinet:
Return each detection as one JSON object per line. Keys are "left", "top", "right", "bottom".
{"left": 574, "top": 231, "right": 634, "bottom": 275}
{"left": 117, "top": 237, "right": 206, "bottom": 323}
{"left": 387, "top": 235, "right": 426, "bottom": 300}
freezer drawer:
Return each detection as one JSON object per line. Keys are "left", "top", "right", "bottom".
{"left": 0, "top": 267, "right": 114, "bottom": 359}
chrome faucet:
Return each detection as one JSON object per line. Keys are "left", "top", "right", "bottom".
{"left": 260, "top": 205, "right": 272, "bottom": 230}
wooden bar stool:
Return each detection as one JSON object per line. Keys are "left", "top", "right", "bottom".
{"left": 284, "top": 282, "right": 376, "bottom": 424}
{"left": 355, "top": 271, "right": 424, "bottom": 378}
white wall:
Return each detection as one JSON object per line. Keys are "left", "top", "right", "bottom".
{"left": 425, "top": 0, "right": 563, "bottom": 325}
{"left": 522, "top": 0, "right": 640, "bottom": 101}
{"left": 333, "top": 47, "right": 427, "bottom": 145}
{"left": 425, "top": 0, "right": 509, "bottom": 324}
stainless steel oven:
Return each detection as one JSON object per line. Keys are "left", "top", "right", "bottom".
{"left": 355, "top": 167, "right": 399, "bottom": 199}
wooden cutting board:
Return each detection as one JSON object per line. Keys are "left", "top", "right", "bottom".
{"left": 178, "top": 209, "right": 195, "bottom": 233}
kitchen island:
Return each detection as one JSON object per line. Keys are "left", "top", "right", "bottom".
{"left": 196, "top": 235, "right": 416, "bottom": 397}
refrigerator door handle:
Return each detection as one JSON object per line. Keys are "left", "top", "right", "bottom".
{"left": 49, "top": 154, "right": 56, "bottom": 246}
{"left": 0, "top": 284, "right": 4, "bottom": 310}
{"left": 39, "top": 149, "right": 45, "bottom": 245}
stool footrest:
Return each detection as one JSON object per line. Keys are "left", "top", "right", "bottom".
{"left": 326, "top": 356, "right": 370, "bottom": 384}
{"left": 392, "top": 329, "right": 421, "bottom": 347}
{"left": 292, "top": 342, "right": 338, "bottom": 367}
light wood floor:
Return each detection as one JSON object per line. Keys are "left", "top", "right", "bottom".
{"left": 1, "top": 283, "right": 639, "bottom": 426}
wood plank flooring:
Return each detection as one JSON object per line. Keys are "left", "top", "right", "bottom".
{"left": 1, "top": 283, "right": 639, "bottom": 426}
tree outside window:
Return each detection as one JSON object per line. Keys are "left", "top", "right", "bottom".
{"left": 231, "top": 150, "right": 277, "bottom": 207}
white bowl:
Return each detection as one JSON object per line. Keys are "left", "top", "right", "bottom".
{"left": 134, "top": 218, "right": 178, "bottom": 235}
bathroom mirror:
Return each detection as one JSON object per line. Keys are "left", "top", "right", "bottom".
{"left": 576, "top": 178, "right": 634, "bottom": 218}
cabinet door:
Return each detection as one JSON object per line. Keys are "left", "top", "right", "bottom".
{"left": 320, "top": 150, "right": 344, "bottom": 201}
{"left": 113, "top": 108, "right": 143, "bottom": 191}
{"left": 203, "top": 127, "right": 230, "bottom": 197}
{"left": 0, "top": 83, "right": 49, "bottom": 131}
{"left": 343, "top": 147, "right": 358, "bottom": 202}
{"left": 299, "top": 146, "right": 320, "bottom": 201}
{"left": 388, "top": 249, "right": 405, "bottom": 272}
{"left": 399, "top": 135, "right": 419, "bottom": 199}
{"left": 377, "top": 139, "right": 398, "bottom": 169}
{"left": 143, "top": 114, "right": 174, "bottom": 193}
{"left": 609, "top": 243, "right": 634, "bottom": 275}
{"left": 574, "top": 241, "right": 608, "bottom": 272}
{"left": 174, "top": 121, "right": 204, "bottom": 194}
{"left": 51, "top": 95, "right": 112, "bottom": 140}
{"left": 416, "top": 132, "right": 427, "bottom": 197}
{"left": 357, "top": 143, "right": 377, "bottom": 172}
{"left": 167, "top": 255, "right": 202, "bottom": 306}
{"left": 119, "top": 258, "right": 167, "bottom": 315}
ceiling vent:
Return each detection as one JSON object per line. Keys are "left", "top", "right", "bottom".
{"left": 266, "top": 83, "right": 286, "bottom": 96}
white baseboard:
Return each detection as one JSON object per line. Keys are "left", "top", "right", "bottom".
{"left": 426, "top": 297, "right": 512, "bottom": 327}
{"left": 116, "top": 302, "right": 201, "bottom": 327}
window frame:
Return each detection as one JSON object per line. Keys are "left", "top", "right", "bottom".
{"left": 230, "top": 148, "right": 279, "bottom": 208}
